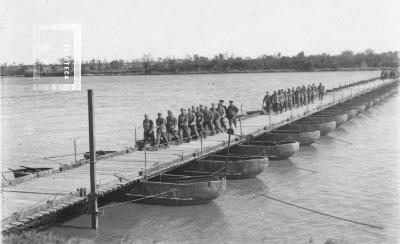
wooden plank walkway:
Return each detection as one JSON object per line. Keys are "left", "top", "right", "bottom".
{"left": 1, "top": 78, "right": 394, "bottom": 231}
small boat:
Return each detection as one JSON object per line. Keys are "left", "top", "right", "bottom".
{"left": 301, "top": 113, "right": 348, "bottom": 126}
{"left": 282, "top": 120, "right": 336, "bottom": 136}
{"left": 231, "top": 141, "right": 300, "bottom": 160}
{"left": 255, "top": 129, "right": 320, "bottom": 146}
{"left": 180, "top": 155, "right": 266, "bottom": 179}
{"left": 120, "top": 174, "right": 226, "bottom": 206}
{"left": 5, "top": 166, "right": 52, "bottom": 179}
{"left": 83, "top": 150, "right": 117, "bottom": 160}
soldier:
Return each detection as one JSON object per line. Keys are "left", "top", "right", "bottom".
{"left": 211, "top": 104, "right": 224, "bottom": 133}
{"left": 271, "top": 91, "right": 278, "bottom": 113}
{"left": 291, "top": 87, "right": 296, "bottom": 108}
{"left": 142, "top": 114, "right": 155, "bottom": 145}
{"left": 282, "top": 89, "right": 288, "bottom": 111}
{"left": 263, "top": 91, "right": 271, "bottom": 114}
{"left": 311, "top": 84, "right": 317, "bottom": 103}
{"left": 196, "top": 107, "right": 206, "bottom": 138}
{"left": 188, "top": 107, "right": 199, "bottom": 140}
{"left": 297, "top": 87, "right": 301, "bottom": 106}
{"left": 155, "top": 112, "right": 169, "bottom": 147}
{"left": 277, "top": 90, "right": 283, "bottom": 113}
{"left": 178, "top": 108, "right": 191, "bottom": 142}
{"left": 217, "top": 103, "right": 228, "bottom": 131}
{"left": 287, "top": 89, "right": 292, "bottom": 110}
{"left": 227, "top": 100, "right": 239, "bottom": 128}
{"left": 166, "top": 110, "right": 180, "bottom": 143}
{"left": 318, "top": 82, "right": 324, "bottom": 100}
{"left": 199, "top": 104, "right": 205, "bottom": 114}
{"left": 203, "top": 106, "right": 215, "bottom": 136}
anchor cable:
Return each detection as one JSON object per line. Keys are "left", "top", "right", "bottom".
{"left": 99, "top": 189, "right": 177, "bottom": 210}
{"left": 227, "top": 181, "right": 384, "bottom": 230}
{"left": 326, "top": 136, "right": 353, "bottom": 145}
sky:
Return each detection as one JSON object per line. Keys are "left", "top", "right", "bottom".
{"left": 1, "top": 0, "right": 399, "bottom": 64}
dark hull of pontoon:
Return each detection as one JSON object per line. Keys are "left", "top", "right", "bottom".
{"left": 255, "top": 130, "right": 320, "bottom": 146}
{"left": 122, "top": 179, "right": 226, "bottom": 206}
{"left": 285, "top": 120, "right": 336, "bottom": 136}
{"left": 307, "top": 113, "right": 348, "bottom": 126}
{"left": 184, "top": 158, "right": 266, "bottom": 179}
{"left": 231, "top": 142, "right": 300, "bottom": 160}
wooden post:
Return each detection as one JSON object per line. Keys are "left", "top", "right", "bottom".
{"left": 240, "top": 104, "right": 243, "bottom": 115}
{"left": 73, "top": 137, "right": 77, "bottom": 164}
{"left": 200, "top": 136, "right": 203, "bottom": 156}
{"left": 239, "top": 119, "right": 243, "bottom": 138}
{"left": 306, "top": 101, "right": 309, "bottom": 113}
{"left": 268, "top": 112, "right": 271, "bottom": 126}
{"left": 342, "top": 88, "right": 344, "bottom": 101}
{"left": 290, "top": 106, "right": 293, "bottom": 123}
{"left": 225, "top": 133, "right": 231, "bottom": 175}
{"left": 144, "top": 146, "right": 147, "bottom": 181}
{"left": 134, "top": 126, "right": 137, "bottom": 148}
{"left": 87, "top": 89, "right": 98, "bottom": 230}
{"left": 333, "top": 90, "right": 335, "bottom": 104}
{"left": 225, "top": 129, "right": 234, "bottom": 176}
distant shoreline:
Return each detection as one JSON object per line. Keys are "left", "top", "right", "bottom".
{"left": 0, "top": 67, "right": 386, "bottom": 78}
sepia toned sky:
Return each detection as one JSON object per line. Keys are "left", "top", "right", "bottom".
{"left": 1, "top": 0, "right": 399, "bottom": 64}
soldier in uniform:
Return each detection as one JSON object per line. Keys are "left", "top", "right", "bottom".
{"left": 143, "top": 114, "right": 155, "bottom": 145}
{"left": 188, "top": 107, "right": 199, "bottom": 140}
{"left": 217, "top": 103, "right": 228, "bottom": 131}
{"left": 277, "top": 90, "right": 283, "bottom": 113}
{"left": 211, "top": 104, "right": 224, "bottom": 133}
{"left": 203, "top": 106, "right": 215, "bottom": 136}
{"left": 199, "top": 104, "right": 205, "bottom": 114}
{"left": 271, "top": 91, "right": 278, "bottom": 113}
{"left": 166, "top": 110, "right": 180, "bottom": 143}
{"left": 227, "top": 100, "right": 239, "bottom": 128}
{"left": 178, "top": 108, "right": 191, "bottom": 142}
{"left": 196, "top": 107, "right": 206, "bottom": 138}
{"left": 318, "top": 83, "right": 324, "bottom": 100}
{"left": 291, "top": 87, "right": 296, "bottom": 108}
{"left": 156, "top": 112, "right": 169, "bottom": 147}
{"left": 287, "top": 89, "right": 292, "bottom": 110}
{"left": 302, "top": 85, "right": 307, "bottom": 105}
{"left": 282, "top": 89, "right": 288, "bottom": 111}
{"left": 263, "top": 91, "right": 271, "bottom": 114}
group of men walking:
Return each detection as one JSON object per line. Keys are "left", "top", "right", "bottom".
{"left": 142, "top": 100, "right": 239, "bottom": 147}
{"left": 381, "top": 69, "right": 399, "bottom": 80}
{"left": 262, "top": 83, "right": 325, "bottom": 114}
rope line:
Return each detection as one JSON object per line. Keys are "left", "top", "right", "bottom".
{"left": 228, "top": 181, "right": 384, "bottom": 230}
{"left": 327, "top": 136, "right": 353, "bottom": 145}
{"left": 99, "top": 189, "right": 177, "bottom": 210}
{"left": 269, "top": 165, "right": 318, "bottom": 173}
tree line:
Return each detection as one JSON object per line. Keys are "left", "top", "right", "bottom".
{"left": 1, "top": 49, "right": 398, "bottom": 77}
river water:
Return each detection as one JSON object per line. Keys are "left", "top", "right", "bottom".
{"left": 1, "top": 71, "right": 399, "bottom": 243}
